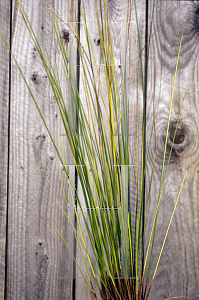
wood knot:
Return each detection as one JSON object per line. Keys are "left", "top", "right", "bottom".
{"left": 169, "top": 127, "right": 185, "bottom": 144}
{"left": 157, "top": 118, "right": 197, "bottom": 165}
{"left": 61, "top": 26, "right": 69, "bottom": 42}
{"left": 190, "top": 3, "right": 199, "bottom": 35}
{"left": 167, "top": 127, "right": 186, "bottom": 157}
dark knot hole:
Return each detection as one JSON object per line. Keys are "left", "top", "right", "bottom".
{"left": 169, "top": 127, "right": 185, "bottom": 144}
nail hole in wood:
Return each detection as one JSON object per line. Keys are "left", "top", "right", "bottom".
{"left": 94, "top": 38, "right": 100, "bottom": 46}
{"left": 31, "top": 72, "right": 41, "bottom": 84}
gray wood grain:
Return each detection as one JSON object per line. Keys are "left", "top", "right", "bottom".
{"left": 144, "top": 1, "right": 199, "bottom": 299}
{"left": 7, "top": 1, "right": 75, "bottom": 299}
{"left": 75, "top": 0, "right": 146, "bottom": 299}
{"left": 0, "top": 0, "right": 11, "bottom": 298}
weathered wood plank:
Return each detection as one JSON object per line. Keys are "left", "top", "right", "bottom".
{"left": 75, "top": 0, "right": 146, "bottom": 299}
{"left": 145, "top": 1, "right": 199, "bottom": 299}
{"left": 7, "top": 1, "right": 75, "bottom": 299}
{"left": 0, "top": 0, "right": 11, "bottom": 298}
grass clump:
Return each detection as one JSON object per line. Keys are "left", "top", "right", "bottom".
{"left": 0, "top": 0, "right": 193, "bottom": 299}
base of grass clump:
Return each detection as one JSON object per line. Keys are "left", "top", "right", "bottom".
{"left": 89, "top": 264, "right": 143, "bottom": 300}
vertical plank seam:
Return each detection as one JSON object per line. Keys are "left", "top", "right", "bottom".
{"left": 142, "top": 0, "right": 148, "bottom": 297}
{"left": 72, "top": 0, "right": 81, "bottom": 299}
{"left": 4, "top": 0, "right": 13, "bottom": 299}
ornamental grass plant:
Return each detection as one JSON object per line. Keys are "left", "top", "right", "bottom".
{"left": 0, "top": 0, "right": 193, "bottom": 299}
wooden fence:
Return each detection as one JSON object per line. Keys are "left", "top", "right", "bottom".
{"left": 0, "top": 0, "right": 199, "bottom": 299}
